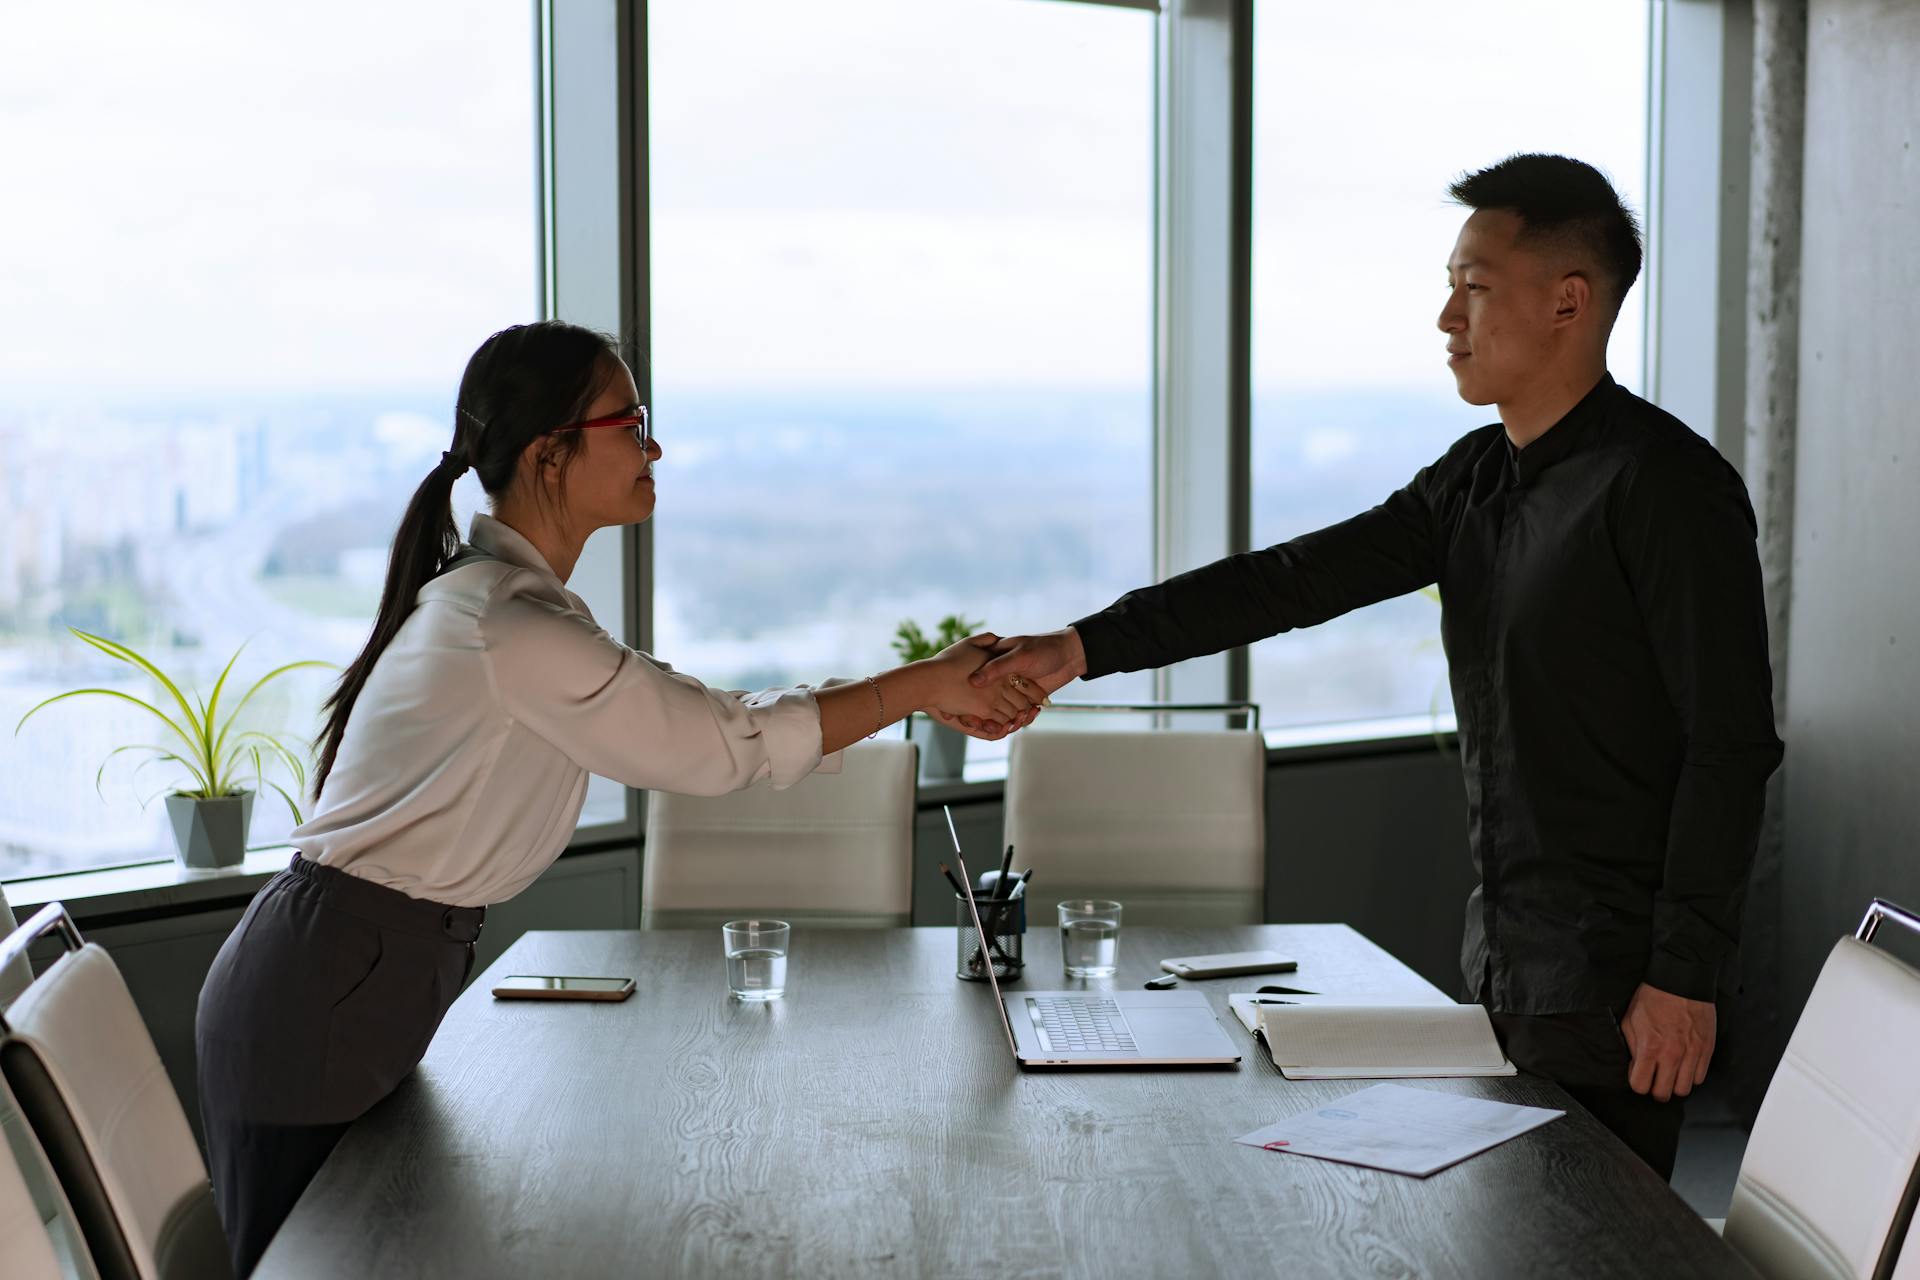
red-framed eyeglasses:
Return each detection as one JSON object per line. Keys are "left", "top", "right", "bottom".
{"left": 552, "top": 405, "right": 650, "bottom": 449}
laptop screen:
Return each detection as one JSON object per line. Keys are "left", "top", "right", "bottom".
{"left": 946, "top": 809, "right": 1021, "bottom": 1058}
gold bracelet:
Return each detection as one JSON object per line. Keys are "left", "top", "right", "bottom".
{"left": 864, "top": 675, "right": 885, "bottom": 739}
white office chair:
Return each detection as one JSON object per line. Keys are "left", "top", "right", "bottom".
{"left": 1719, "top": 898, "right": 1920, "bottom": 1280}
{"left": 0, "top": 1116, "right": 63, "bottom": 1279}
{"left": 2, "top": 882, "right": 36, "bottom": 1005}
{"left": 642, "top": 740, "right": 917, "bottom": 929}
{"left": 2, "top": 889, "right": 99, "bottom": 1280}
{"left": 1003, "top": 722, "right": 1266, "bottom": 926}
{"left": 0, "top": 905, "right": 231, "bottom": 1280}
{"left": 1895, "top": 1223, "right": 1920, "bottom": 1280}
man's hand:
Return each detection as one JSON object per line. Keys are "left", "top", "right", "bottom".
{"left": 920, "top": 633, "right": 1045, "bottom": 725}
{"left": 1620, "top": 982, "right": 1716, "bottom": 1101}
{"left": 968, "top": 628, "right": 1086, "bottom": 696}
{"left": 938, "top": 628, "right": 1088, "bottom": 739}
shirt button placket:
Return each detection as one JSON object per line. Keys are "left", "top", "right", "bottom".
{"left": 1480, "top": 477, "right": 1521, "bottom": 1008}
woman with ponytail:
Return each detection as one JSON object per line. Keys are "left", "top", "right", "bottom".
{"left": 194, "top": 321, "right": 1039, "bottom": 1276}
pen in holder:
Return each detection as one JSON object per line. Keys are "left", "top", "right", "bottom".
{"left": 955, "top": 893, "right": 1024, "bottom": 982}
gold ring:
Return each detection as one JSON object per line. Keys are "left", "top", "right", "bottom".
{"left": 1010, "top": 675, "right": 1028, "bottom": 689}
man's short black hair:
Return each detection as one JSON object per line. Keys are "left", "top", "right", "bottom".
{"left": 1449, "top": 153, "right": 1643, "bottom": 317}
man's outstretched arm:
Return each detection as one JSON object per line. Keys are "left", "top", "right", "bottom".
{"left": 970, "top": 470, "right": 1450, "bottom": 710}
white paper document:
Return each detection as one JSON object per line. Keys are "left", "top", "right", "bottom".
{"left": 1234, "top": 1082, "right": 1564, "bottom": 1177}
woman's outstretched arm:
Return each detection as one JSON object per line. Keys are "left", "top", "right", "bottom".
{"left": 815, "top": 633, "right": 1039, "bottom": 757}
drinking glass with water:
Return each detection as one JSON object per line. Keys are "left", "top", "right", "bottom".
{"left": 1056, "top": 900, "right": 1122, "bottom": 978}
{"left": 723, "top": 919, "right": 790, "bottom": 1001}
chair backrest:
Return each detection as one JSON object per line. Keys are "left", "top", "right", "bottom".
{"left": 1895, "top": 1227, "right": 1920, "bottom": 1280}
{"left": 0, "top": 884, "right": 34, "bottom": 1005}
{"left": 0, "top": 1101, "right": 63, "bottom": 1280}
{"left": 0, "top": 1068, "right": 98, "bottom": 1280}
{"left": 1004, "top": 728, "right": 1266, "bottom": 925}
{"left": 0, "top": 907, "right": 230, "bottom": 1280}
{"left": 642, "top": 740, "right": 917, "bottom": 929}
{"left": 1725, "top": 925, "right": 1920, "bottom": 1280}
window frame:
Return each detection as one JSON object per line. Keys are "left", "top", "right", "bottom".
{"left": 0, "top": 0, "right": 1728, "bottom": 899}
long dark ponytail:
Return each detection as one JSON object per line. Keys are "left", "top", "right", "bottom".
{"left": 313, "top": 321, "right": 621, "bottom": 799}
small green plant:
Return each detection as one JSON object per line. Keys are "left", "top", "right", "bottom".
{"left": 891, "top": 614, "right": 985, "bottom": 665}
{"left": 15, "top": 628, "right": 331, "bottom": 822}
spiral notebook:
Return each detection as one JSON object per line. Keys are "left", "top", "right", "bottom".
{"left": 1228, "top": 994, "right": 1517, "bottom": 1080}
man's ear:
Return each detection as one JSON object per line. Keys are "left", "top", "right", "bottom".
{"left": 1553, "top": 272, "right": 1592, "bottom": 327}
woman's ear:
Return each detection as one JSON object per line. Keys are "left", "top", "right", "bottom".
{"left": 515, "top": 436, "right": 559, "bottom": 479}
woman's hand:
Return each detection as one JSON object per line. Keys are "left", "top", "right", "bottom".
{"left": 918, "top": 633, "right": 1046, "bottom": 725}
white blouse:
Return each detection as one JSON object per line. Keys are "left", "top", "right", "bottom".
{"left": 292, "top": 514, "right": 832, "bottom": 907}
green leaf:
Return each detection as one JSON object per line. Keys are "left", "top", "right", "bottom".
{"left": 229, "top": 731, "right": 310, "bottom": 789}
{"left": 891, "top": 619, "right": 933, "bottom": 664}
{"left": 130, "top": 750, "right": 213, "bottom": 797}
{"left": 212, "top": 660, "right": 332, "bottom": 763}
{"left": 259, "top": 777, "right": 305, "bottom": 826}
{"left": 202, "top": 641, "right": 248, "bottom": 753}
{"left": 35, "top": 632, "right": 329, "bottom": 807}
{"left": 94, "top": 742, "right": 197, "bottom": 800}
{"left": 67, "top": 628, "right": 208, "bottom": 759}
{"left": 934, "top": 613, "right": 985, "bottom": 649}
{"left": 16, "top": 688, "right": 197, "bottom": 755}
{"left": 136, "top": 778, "right": 197, "bottom": 810}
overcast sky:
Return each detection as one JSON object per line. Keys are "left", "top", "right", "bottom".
{"left": 0, "top": 0, "right": 1646, "bottom": 397}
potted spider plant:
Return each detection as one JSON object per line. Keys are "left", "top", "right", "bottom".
{"left": 15, "top": 628, "right": 330, "bottom": 870}
{"left": 892, "top": 614, "right": 982, "bottom": 783}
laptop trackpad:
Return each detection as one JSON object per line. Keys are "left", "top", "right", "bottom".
{"left": 1125, "top": 1008, "right": 1230, "bottom": 1052}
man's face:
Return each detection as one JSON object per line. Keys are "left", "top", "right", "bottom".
{"left": 1436, "top": 209, "right": 1564, "bottom": 407}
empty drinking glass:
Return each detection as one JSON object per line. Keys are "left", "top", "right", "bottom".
{"left": 723, "top": 919, "right": 790, "bottom": 1001}
{"left": 1057, "top": 900, "right": 1122, "bottom": 978}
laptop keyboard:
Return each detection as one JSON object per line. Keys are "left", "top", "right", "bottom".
{"left": 1030, "top": 997, "right": 1137, "bottom": 1054}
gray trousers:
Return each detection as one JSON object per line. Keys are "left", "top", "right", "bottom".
{"left": 196, "top": 854, "right": 483, "bottom": 1277}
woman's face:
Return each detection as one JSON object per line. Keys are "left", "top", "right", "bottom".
{"left": 556, "top": 358, "right": 661, "bottom": 530}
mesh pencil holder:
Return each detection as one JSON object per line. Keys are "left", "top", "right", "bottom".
{"left": 955, "top": 894, "right": 1025, "bottom": 982}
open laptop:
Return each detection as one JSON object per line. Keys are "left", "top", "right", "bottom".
{"left": 948, "top": 815, "right": 1241, "bottom": 1069}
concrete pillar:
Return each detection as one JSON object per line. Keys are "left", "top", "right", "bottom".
{"left": 1728, "top": 0, "right": 1806, "bottom": 1123}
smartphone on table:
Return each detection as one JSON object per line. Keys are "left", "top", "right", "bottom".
{"left": 1158, "top": 950, "right": 1297, "bottom": 979}
{"left": 491, "top": 974, "right": 636, "bottom": 1001}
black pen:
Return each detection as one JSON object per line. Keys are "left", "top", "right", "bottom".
{"left": 996, "top": 843, "right": 1015, "bottom": 898}
{"left": 936, "top": 861, "right": 968, "bottom": 899}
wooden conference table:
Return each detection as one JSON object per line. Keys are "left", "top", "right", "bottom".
{"left": 256, "top": 925, "right": 1756, "bottom": 1279}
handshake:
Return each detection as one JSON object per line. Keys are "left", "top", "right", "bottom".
{"left": 910, "top": 627, "right": 1090, "bottom": 741}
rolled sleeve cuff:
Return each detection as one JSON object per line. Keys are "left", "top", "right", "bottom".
{"left": 738, "top": 686, "right": 830, "bottom": 788}
{"left": 1643, "top": 950, "right": 1721, "bottom": 1003}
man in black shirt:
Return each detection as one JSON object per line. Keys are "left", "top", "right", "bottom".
{"left": 963, "top": 154, "right": 1783, "bottom": 1179}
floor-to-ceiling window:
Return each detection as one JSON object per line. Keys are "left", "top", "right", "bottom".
{"left": 646, "top": 0, "right": 1156, "bottom": 750}
{"left": 1249, "top": 2, "right": 1650, "bottom": 731}
{"left": 0, "top": 1, "right": 571, "bottom": 877}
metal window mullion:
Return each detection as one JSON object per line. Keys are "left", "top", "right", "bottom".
{"left": 541, "top": 0, "right": 643, "bottom": 845}
{"left": 1645, "top": 0, "right": 1752, "bottom": 470}
{"left": 1151, "top": 0, "right": 1253, "bottom": 710}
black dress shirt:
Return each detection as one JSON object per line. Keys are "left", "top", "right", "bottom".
{"left": 1073, "top": 374, "right": 1784, "bottom": 1016}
